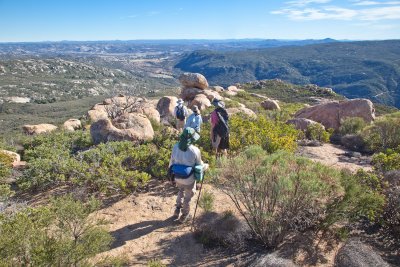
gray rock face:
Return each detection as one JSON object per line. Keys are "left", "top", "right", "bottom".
{"left": 179, "top": 72, "right": 209, "bottom": 90}
{"left": 249, "top": 253, "right": 297, "bottom": 267}
{"left": 335, "top": 238, "right": 389, "bottom": 267}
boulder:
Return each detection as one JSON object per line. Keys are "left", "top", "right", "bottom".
{"left": 180, "top": 87, "right": 203, "bottom": 101}
{"left": 286, "top": 118, "right": 320, "bottom": 131}
{"left": 210, "top": 85, "right": 224, "bottom": 92}
{"left": 227, "top": 85, "right": 239, "bottom": 92}
{"left": 295, "top": 99, "right": 375, "bottom": 130}
{"left": 189, "top": 94, "right": 211, "bottom": 111}
{"left": 87, "top": 109, "right": 108, "bottom": 122}
{"left": 179, "top": 72, "right": 208, "bottom": 90}
{"left": 112, "top": 113, "right": 154, "bottom": 141}
{"left": 22, "top": 124, "right": 58, "bottom": 135}
{"left": 202, "top": 90, "right": 223, "bottom": 101}
{"left": 140, "top": 106, "right": 160, "bottom": 123}
{"left": 90, "top": 117, "right": 153, "bottom": 145}
{"left": 339, "top": 98, "right": 375, "bottom": 123}
{"left": 249, "top": 253, "right": 297, "bottom": 267}
{"left": 335, "top": 238, "right": 389, "bottom": 267}
{"left": 156, "top": 96, "right": 178, "bottom": 124}
{"left": 226, "top": 107, "right": 256, "bottom": 117}
{"left": 261, "top": 99, "right": 281, "bottom": 110}
{"left": 63, "top": 119, "right": 82, "bottom": 132}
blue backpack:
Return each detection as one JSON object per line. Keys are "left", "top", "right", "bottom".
{"left": 170, "top": 164, "right": 194, "bottom": 179}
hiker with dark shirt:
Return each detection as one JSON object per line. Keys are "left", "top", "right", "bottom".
{"left": 210, "top": 99, "right": 229, "bottom": 157}
{"left": 174, "top": 98, "right": 189, "bottom": 132}
{"left": 169, "top": 127, "right": 208, "bottom": 223}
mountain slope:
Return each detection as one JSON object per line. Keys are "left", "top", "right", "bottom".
{"left": 175, "top": 40, "right": 400, "bottom": 107}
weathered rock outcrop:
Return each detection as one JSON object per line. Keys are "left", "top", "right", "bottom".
{"left": 335, "top": 238, "right": 389, "bottom": 267}
{"left": 286, "top": 118, "right": 320, "bottom": 131}
{"left": 261, "top": 99, "right": 280, "bottom": 110}
{"left": 156, "top": 96, "right": 178, "bottom": 124}
{"left": 63, "top": 119, "right": 82, "bottom": 132}
{"left": 179, "top": 72, "right": 209, "bottom": 90}
{"left": 295, "top": 99, "right": 375, "bottom": 130}
{"left": 210, "top": 85, "right": 224, "bottom": 92}
{"left": 227, "top": 107, "right": 256, "bottom": 117}
{"left": 22, "top": 124, "right": 58, "bottom": 135}
{"left": 112, "top": 113, "right": 154, "bottom": 141}
{"left": 180, "top": 87, "right": 203, "bottom": 101}
{"left": 189, "top": 94, "right": 211, "bottom": 111}
{"left": 90, "top": 116, "right": 154, "bottom": 145}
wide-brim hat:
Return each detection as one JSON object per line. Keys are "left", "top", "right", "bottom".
{"left": 177, "top": 98, "right": 184, "bottom": 105}
{"left": 212, "top": 99, "right": 225, "bottom": 108}
{"left": 182, "top": 127, "right": 200, "bottom": 142}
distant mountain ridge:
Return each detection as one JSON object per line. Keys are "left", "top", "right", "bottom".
{"left": 175, "top": 40, "right": 400, "bottom": 107}
{"left": 0, "top": 38, "right": 339, "bottom": 56}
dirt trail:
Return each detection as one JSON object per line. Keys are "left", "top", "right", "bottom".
{"left": 94, "top": 144, "right": 371, "bottom": 266}
{"left": 95, "top": 182, "right": 239, "bottom": 266}
{"left": 297, "top": 143, "right": 372, "bottom": 172}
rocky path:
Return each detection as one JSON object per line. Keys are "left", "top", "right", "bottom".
{"left": 297, "top": 143, "right": 372, "bottom": 172}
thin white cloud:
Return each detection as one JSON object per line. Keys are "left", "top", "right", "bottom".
{"left": 272, "top": 1, "right": 400, "bottom": 21}
{"left": 147, "top": 11, "right": 160, "bottom": 16}
{"left": 286, "top": 0, "right": 332, "bottom": 7}
{"left": 127, "top": 15, "right": 138, "bottom": 18}
{"left": 359, "top": 6, "right": 400, "bottom": 20}
{"left": 353, "top": 0, "right": 400, "bottom": 5}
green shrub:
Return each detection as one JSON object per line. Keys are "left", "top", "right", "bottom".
{"left": 216, "top": 146, "right": 342, "bottom": 248}
{"left": 0, "top": 151, "right": 13, "bottom": 181}
{"left": 199, "top": 190, "right": 215, "bottom": 212}
{"left": 147, "top": 259, "right": 166, "bottom": 267}
{"left": 339, "top": 117, "right": 367, "bottom": 135}
{"left": 324, "top": 169, "right": 385, "bottom": 225}
{"left": 0, "top": 195, "right": 112, "bottom": 266}
{"left": 306, "top": 123, "right": 331, "bottom": 143}
{"left": 372, "top": 150, "right": 400, "bottom": 172}
{"left": 228, "top": 115, "right": 299, "bottom": 153}
{"left": 361, "top": 114, "right": 400, "bottom": 152}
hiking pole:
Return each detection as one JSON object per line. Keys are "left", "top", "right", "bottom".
{"left": 191, "top": 172, "right": 205, "bottom": 231}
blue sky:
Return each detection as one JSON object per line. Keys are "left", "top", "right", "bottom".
{"left": 0, "top": 0, "right": 399, "bottom": 42}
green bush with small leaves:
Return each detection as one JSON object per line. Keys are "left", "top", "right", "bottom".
{"left": 372, "top": 149, "right": 400, "bottom": 172}
{"left": 199, "top": 190, "right": 215, "bottom": 212}
{"left": 339, "top": 117, "right": 367, "bottom": 135}
{"left": 306, "top": 123, "right": 331, "bottom": 143}
{"left": 0, "top": 195, "right": 113, "bottom": 266}
{"left": 361, "top": 113, "right": 400, "bottom": 152}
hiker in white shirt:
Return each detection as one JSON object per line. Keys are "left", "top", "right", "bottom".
{"left": 174, "top": 99, "right": 189, "bottom": 132}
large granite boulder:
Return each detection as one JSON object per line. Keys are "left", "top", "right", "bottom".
{"left": 286, "top": 118, "right": 321, "bottom": 131}
{"left": 202, "top": 89, "right": 223, "bottom": 101}
{"left": 189, "top": 94, "right": 211, "bottom": 111}
{"left": 179, "top": 72, "right": 209, "bottom": 90}
{"left": 63, "top": 119, "right": 82, "bottom": 132}
{"left": 180, "top": 87, "right": 203, "bottom": 101}
{"left": 22, "top": 124, "right": 58, "bottom": 135}
{"left": 90, "top": 116, "right": 154, "bottom": 145}
{"left": 112, "top": 113, "right": 154, "bottom": 141}
{"left": 88, "top": 109, "right": 108, "bottom": 122}
{"left": 335, "top": 238, "right": 389, "bottom": 267}
{"left": 0, "top": 150, "right": 21, "bottom": 165}
{"left": 156, "top": 96, "right": 178, "bottom": 124}
{"left": 295, "top": 99, "right": 375, "bottom": 130}
{"left": 227, "top": 107, "right": 256, "bottom": 117}
{"left": 210, "top": 85, "right": 224, "bottom": 92}
{"left": 261, "top": 99, "right": 281, "bottom": 110}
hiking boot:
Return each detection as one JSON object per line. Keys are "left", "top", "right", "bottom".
{"left": 178, "top": 213, "right": 192, "bottom": 224}
{"left": 173, "top": 207, "right": 181, "bottom": 218}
